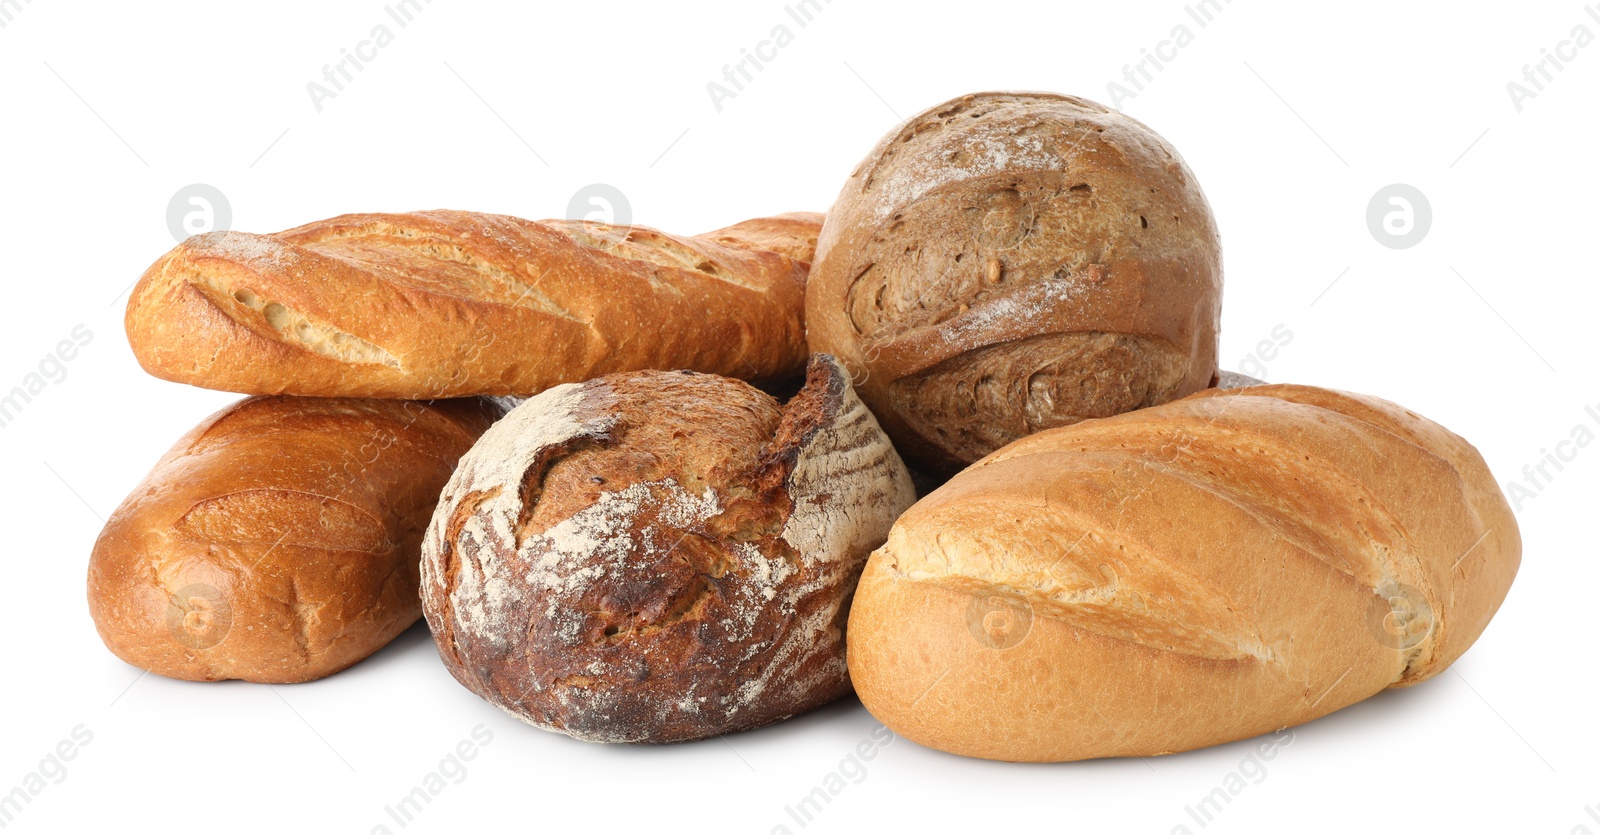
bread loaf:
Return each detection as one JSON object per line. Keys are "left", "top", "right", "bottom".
{"left": 421, "top": 355, "right": 916, "bottom": 742}
{"left": 806, "top": 91, "right": 1222, "bottom": 475}
{"left": 847, "top": 383, "right": 1520, "bottom": 761}
{"left": 87, "top": 396, "right": 503, "bottom": 683}
{"left": 126, "top": 211, "right": 823, "bottom": 399}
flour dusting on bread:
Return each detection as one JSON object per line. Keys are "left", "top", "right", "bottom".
{"left": 420, "top": 357, "right": 915, "bottom": 743}
{"left": 422, "top": 382, "right": 616, "bottom": 635}
{"left": 781, "top": 379, "right": 918, "bottom": 563}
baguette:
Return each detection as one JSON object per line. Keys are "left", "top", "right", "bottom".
{"left": 846, "top": 383, "right": 1520, "bottom": 761}
{"left": 87, "top": 395, "right": 503, "bottom": 683}
{"left": 126, "top": 211, "right": 822, "bottom": 398}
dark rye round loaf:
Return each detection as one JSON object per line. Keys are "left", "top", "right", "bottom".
{"left": 806, "top": 91, "right": 1223, "bottom": 475}
{"left": 420, "top": 355, "right": 916, "bottom": 743}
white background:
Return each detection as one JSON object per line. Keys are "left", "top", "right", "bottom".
{"left": 1, "top": 1, "right": 1595, "bottom": 832}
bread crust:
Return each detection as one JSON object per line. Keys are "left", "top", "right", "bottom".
{"left": 86, "top": 396, "right": 502, "bottom": 683}
{"left": 847, "top": 384, "right": 1520, "bottom": 761}
{"left": 806, "top": 92, "right": 1222, "bottom": 474}
{"left": 700, "top": 211, "right": 824, "bottom": 263}
{"left": 126, "top": 210, "right": 821, "bottom": 398}
{"left": 421, "top": 355, "right": 915, "bottom": 743}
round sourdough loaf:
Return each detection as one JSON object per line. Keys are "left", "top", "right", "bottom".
{"left": 847, "top": 384, "right": 1521, "bottom": 762}
{"left": 87, "top": 396, "right": 503, "bottom": 683}
{"left": 806, "top": 91, "right": 1223, "bottom": 475}
{"left": 421, "top": 355, "right": 916, "bottom": 743}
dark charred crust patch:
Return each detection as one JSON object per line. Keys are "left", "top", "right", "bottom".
{"left": 756, "top": 355, "right": 848, "bottom": 490}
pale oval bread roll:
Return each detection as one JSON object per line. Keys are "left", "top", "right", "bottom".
{"left": 847, "top": 383, "right": 1520, "bottom": 762}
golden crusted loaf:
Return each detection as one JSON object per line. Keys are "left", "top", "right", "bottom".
{"left": 421, "top": 356, "right": 916, "bottom": 742}
{"left": 87, "top": 396, "right": 503, "bottom": 683}
{"left": 806, "top": 92, "right": 1222, "bottom": 475}
{"left": 126, "top": 211, "right": 823, "bottom": 398}
{"left": 847, "top": 383, "right": 1520, "bottom": 761}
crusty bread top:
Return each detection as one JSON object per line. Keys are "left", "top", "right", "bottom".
{"left": 699, "top": 211, "right": 825, "bottom": 264}
{"left": 888, "top": 384, "right": 1519, "bottom": 685}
